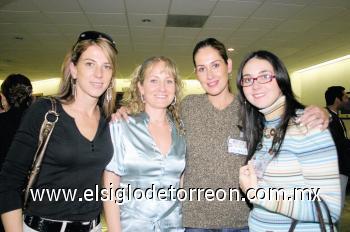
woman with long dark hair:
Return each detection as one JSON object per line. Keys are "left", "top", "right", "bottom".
{"left": 238, "top": 50, "right": 341, "bottom": 231}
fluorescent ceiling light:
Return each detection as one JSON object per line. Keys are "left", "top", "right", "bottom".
{"left": 295, "top": 54, "right": 350, "bottom": 73}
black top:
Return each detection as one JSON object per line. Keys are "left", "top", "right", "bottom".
{"left": 0, "top": 98, "right": 113, "bottom": 221}
{"left": 327, "top": 108, "right": 350, "bottom": 177}
{"left": 0, "top": 107, "right": 26, "bottom": 171}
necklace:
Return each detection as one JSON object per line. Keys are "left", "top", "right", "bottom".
{"left": 263, "top": 127, "right": 276, "bottom": 139}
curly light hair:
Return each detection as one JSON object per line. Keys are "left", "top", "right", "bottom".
{"left": 122, "top": 56, "right": 184, "bottom": 134}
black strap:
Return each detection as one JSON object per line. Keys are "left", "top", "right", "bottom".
{"left": 288, "top": 195, "right": 334, "bottom": 232}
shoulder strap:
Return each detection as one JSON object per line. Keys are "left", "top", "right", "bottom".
{"left": 288, "top": 194, "right": 334, "bottom": 232}
{"left": 23, "top": 97, "right": 59, "bottom": 209}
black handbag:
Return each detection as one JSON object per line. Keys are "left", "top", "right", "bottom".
{"left": 288, "top": 195, "right": 334, "bottom": 232}
{"left": 23, "top": 97, "right": 59, "bottom": 209}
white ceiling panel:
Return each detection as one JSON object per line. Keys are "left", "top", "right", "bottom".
{"left": 0, "top": 11, "right": 48, "bottom": 23}
{"left": 0, "top": 0, "right": 38, "bottom": 11}
{"left": 34, "top": 0, "right": 81, "bottom": 12}
{"left": 212, "top": 1, "right": 261, "bottom": 17}
{"left": 130, "top": 27, "right": 164, "bottom": 38}
{"left": 204, "top": 16, "right": 245, "bottom": 29}
{"left": 127, "top": 14, "right": 167, "bottom": 27}
{"left": 164, "top": 27, "right": 200, "bottom": 37}
{"left": 239, "top": 17, "right": 283, "bottom": 31}
{"left": 86, "top": 13, "right": 127, "bottom": 26}
{"left": 163, "top": 36, "right": 194, "bottom": 46}
{"left": 18, "top": 23, "right": 60, "bottom": 34}
{"left": 293, "top": 6, "right": 347, "bottom": 21}
{"left": 56, "top": 25, "right": 94, "bottom": 36}
{"left": 274, "top": 19, "right": 319, "bottom": 32}
{"left": 79, "top": 0, "right": 125, "bottom": 13}
{"left": 264, "top": 0, "right": 309, "bottom": 4}
{"left": 134, "top": 43, "right": 162, "bottom": 52}
{"left": 125, "top": 0, "right": 170, "bottom": 14}
{"left": 253, "top": 38, "right": 287, "bottom": 48}
{"left": 197, "top": 28, "right": 232, "bottom": 41}
{"left": 0, "top": 0, "right": 350, "bottom": 81}
{"left": 0, "top": 23, "right": 24, "bottom": 34}
{"left": 163, "top": 45, "right": 194, "bottom": 54}
{"left": 133, "top": 35, "right": 163, "bottom": 44}
{"left": 253, "top": 2, "right": 305, "bottom": 19}
{"left": 272, "top": 47, "right": 299, "bottom": 58}
{"left": 307, "top": 0, "right": 350, "bottom": 8}
{"left": 169, "top": 0, "right": 217, "bottom": 15}
{"left": 46, "top": 12, "right": 89, "bottom": 25}
{"left": 307, "top": 21, "right": 346, "bottom": 34}
{"left": 93, "top": 25, "right": 129, "bottom": 36}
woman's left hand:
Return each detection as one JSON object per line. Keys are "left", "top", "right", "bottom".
{"left": 298, "top": 105, "right": 329, "bottom": 130}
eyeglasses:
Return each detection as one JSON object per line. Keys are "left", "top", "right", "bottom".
{"left": 74, "top": 31, "right": 117, "bottom": 49}
{"left": 240, "top": 74, "right": 276, "bottom": 87}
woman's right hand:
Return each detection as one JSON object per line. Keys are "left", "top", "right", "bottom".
{"left": 111, "top": 106, "right": 130, "bottom": 122}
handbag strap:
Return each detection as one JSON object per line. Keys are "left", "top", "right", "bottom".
{"left": 23, "top": 97, "right": 59, "bottom": 209}
{"left": 288, "top": 194, "right": 334, "bottom": 232}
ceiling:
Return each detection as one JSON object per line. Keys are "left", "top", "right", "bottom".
{"left": 0, "top": 0, "right": 350, "bottom": 81}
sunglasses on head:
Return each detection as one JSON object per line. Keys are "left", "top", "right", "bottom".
{"left": 75, "top": 31, "right": 117, "bottom": 49}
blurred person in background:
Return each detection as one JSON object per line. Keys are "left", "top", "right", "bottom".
{"left": 0, "top": 73, "right": 33, "bottom": 170}
{"left": 0, "top": 73, "right": 33, "bottom": 232}
{"left": 325, "top": 86, "right": 350, "bottom": 208}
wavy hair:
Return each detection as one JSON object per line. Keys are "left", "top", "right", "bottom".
{"left": 122, "top": 56, "right": 184, "bottom": 134}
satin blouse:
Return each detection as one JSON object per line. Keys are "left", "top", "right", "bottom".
{"left": 106, "top": 112, "right": 186, "bottom": 231}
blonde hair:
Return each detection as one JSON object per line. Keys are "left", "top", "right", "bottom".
{"left": 56, "top": 38, "right": 118, "bottom": 119}
{"left": 122, "top": 56, "right": 184, "bottom": 134}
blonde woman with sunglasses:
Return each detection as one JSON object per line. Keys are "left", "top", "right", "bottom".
{"left": 0, "top": 31, "right": 117, "bottom": 232}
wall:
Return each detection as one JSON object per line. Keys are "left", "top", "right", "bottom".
{"left": 291, "top": 56, "right": 350, "bottom": 135}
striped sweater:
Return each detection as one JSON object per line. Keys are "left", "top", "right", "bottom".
{"left": 248, "top": 97, "right": 341, "bottom": 232}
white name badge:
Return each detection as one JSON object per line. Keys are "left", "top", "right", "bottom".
{"left": 228, "top": 138, "right": 248, "bottom": 155}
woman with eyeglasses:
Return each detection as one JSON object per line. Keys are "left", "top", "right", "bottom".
{"left": 0, "top": 31, "right": 117, "bottom": 232}
{"left": 238, "top": 50, "right": 341, "bottom": 231}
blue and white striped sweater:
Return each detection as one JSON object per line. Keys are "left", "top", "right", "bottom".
{"left": 249, "top": 107, "right": 341, "bottom": 232}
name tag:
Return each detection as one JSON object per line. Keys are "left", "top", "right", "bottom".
{"left": 228, "top": 138, "right": 248, "bottom": 155}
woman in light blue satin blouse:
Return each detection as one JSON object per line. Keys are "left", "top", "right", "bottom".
{"left": 103, "top": 56, "right": 186, "bottom": 232}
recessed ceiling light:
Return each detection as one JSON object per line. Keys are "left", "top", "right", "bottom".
{"left": 142, "top": 18, "right": 151, "bottom": 23}
{"left": 227, "top": 48, "right": 234, "bottom": 52}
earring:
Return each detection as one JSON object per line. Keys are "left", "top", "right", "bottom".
{"left": 106, "top": 87, "right": 112, "bottom": 102}
{"left": 71, "top": 79, "right": 77, "bottom": 99}
{"left": 106, "top": 81, "right": 113, "bottom": 102}
{"left": 140, "top": 94, "right": 145, "bottom": 103}
{"left": 171, "top": 96, "right": 176, "bottom": 106}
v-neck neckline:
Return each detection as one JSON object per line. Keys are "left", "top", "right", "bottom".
{"left": 140, "top": 112, "right": 174, "bottom": 158}
{"left": 59, "top": 102, "right": 102, "bottom": 143}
